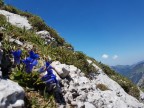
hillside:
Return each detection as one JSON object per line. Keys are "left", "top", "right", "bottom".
{"left": 111, "top": 65, "right": 131, "bottom": 77}
{"left": 0, "top": 1, "right": 144, "bottom": 108}
{"left": 112, "top": 61, "right": 144, "bottom": 87}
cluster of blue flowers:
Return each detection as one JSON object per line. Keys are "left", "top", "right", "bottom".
{"left": 12, "top": 48, "right": 57, "bottom": 85}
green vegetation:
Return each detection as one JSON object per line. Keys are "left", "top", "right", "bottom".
{"left": 28, "top": 15, "right": 46, "bottom": 31}
{"left": 0, "top": 0, "right": 4, "bottom": 8}
{"left": 0, "top": 14, "right": 6, "bottom": 25}
{"left": 10, "top": 70, "right": 44, "bottom": 90}
{"left": 10, "top": 70, "right": 57, "bottom": 108}
{"left": 24, "top": 88, "right": 56, "bottom": 108}
{"left": 96, "top": 83, "right": 109, "bottom": 91}
{"left": 48, "top": 48, "right": 97, "bottom": 74}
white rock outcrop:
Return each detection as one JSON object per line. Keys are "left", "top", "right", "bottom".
{"left": 55, "top": 61, "right": 144, "bottom": 108}
{"left": 36, "top": 30, "right": 55, "bottom": 45}
{"left": 36, "top": 30, "right": 51, "bottom": 39}
{"left": 0, "top": 10, "right": 32, "bottom": 29}
{"left": 51, "top": 61, "right": 70, "bottom": 78}
{"left": 0, "top": 79, "right": 25, "bottom": 108}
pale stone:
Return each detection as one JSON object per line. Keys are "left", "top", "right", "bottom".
{"left": 0, "top": 79, "right": 25, "bottom": 108}
{"left": 0, "top": 10, "right": 32, "bottom": 29}
{"left": 84, "top": 102, "right": 95, "bottom": 108}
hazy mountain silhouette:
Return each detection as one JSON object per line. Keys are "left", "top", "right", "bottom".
{"left": 112, "top": 61, "right": 144, "bottom": 85}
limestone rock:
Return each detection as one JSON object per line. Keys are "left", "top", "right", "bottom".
{"left": 51, "top": 61, "right": 70, "bottom": 78}
{"left": 60, "top": 63, "right": 144, "bottom": 108}
{"left": 0, "top": 79, "right": 25, "bottom": 108}
{"left": 84, "top": 102, "right": 95, "bottom": 108}
{"left": 36, "top": 30, "right": 55, "bottom": 45}
{"left": 9, "top": 38, "right": 23, "bottom": 46}
{"left": 0, "top": 10, "right": 32, "bottom": 29}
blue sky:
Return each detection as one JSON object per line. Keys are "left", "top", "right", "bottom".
{"left": 5, "top": 0, "right": 144, "bottom": 66}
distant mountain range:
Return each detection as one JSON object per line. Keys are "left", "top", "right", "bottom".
{"left": 111, "top": 61, "right": 144, "bottom": 87}
{"left": 111, "top": 65, "right": 131, "bottom": 77}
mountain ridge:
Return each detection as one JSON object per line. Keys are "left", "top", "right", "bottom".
{"left": 112, "top": 60, "right": 144, "bottom": 86}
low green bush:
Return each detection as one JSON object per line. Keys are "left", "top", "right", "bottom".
{"left": 47, "top": 47, "right": 97, "bottom": 74}
{"left": 29, "top": 15, "right": 47, "bottom": 31}
{"left": 10, "top": 70, "right": 45, "bottom": 90}
{"left": 0, "top": 0, "right": 4, "bottom": 8}
{"left": 0, "top": 14, "right": 7, "bottom": 26}
{"left": 96, "top": 83, "right": 109, "bottom": 91}
{"left": 2, "top": 5, "right": 20, "bottom": 14}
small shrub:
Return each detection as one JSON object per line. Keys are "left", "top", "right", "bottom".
{"left": 0, "top": 0, "right": 4, "bottom": 8}
{"left": 10, "top": 70, "right": 45, "bottom": 90}
{"left": 2, "top": 5, "right": 20, "bottom": 14}
{"left": 128, "top": 86, "right": 140, "bottom": 99}
{"left": 96, "top": 83, "right": 109, "bottom": 91}
{"left": 63, "top": 43, "right": 74, "bottom": 50}
{"left": 47, "top": 47, "right": 96, "bottom": 74}
{"left": 28, "top": 15, "right": 47, "bottom": 31}
{"left": 0, "top": 14, "right": 7, "bottom": 25}
{"left": 25, "top": 90, "right": 56, "bottom": 108}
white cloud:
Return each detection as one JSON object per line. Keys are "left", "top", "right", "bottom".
{"left": 113, "top": 55, "right": 118, "bottom": 60}
{"left": 102, "top": 54, "right": 109, "bottom": 59}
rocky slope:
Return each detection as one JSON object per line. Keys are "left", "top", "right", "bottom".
{"left": 51, "top": 61, "right": 144, "bottom": 108}
{"left": 0, "top": 3, "right": 144, "bottom": 108}
{"left": 0, "top": 77, "right": 25, "bottom": 108}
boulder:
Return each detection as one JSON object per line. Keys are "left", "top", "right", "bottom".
{"left": 0, "top": 79, "right": 25, "bottom": 108}
{"left": 52, "top": 69, "right": 62, "bottom": 81}
{"left": 51, "top": 61, "right": 70, "bottom": 78}
{"left": 84, "top": 102, "right": 95, "bottom": 108}
{"left": 9, "top": 38, "right": 23, "bottom": 46}
{"left": 23, "top": 43, "right": 33, "bottom": 50}
{"left": 0, "top": 27, "right": 6, "bottom": 31}
{"left": 77, "top": 101, "right": 85, "bottom": 108}
{"left": 87, "top": 59, "right": 93, "bottom": 64}
{"left": 0, "top": 10, "right": 32, "bottom": 29}
{"left": 36, "top": 30, "right": 56, "bottom": 45}
{"left": 36, "top": 30, "right": 51, "bottom": 39}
